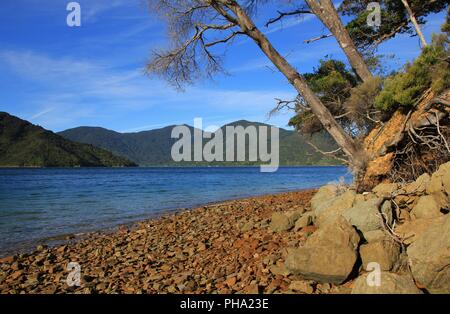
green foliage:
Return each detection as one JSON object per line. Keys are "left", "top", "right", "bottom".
{"left": 374, "top": 38, "right": 450, "bottom": 111}
{"left": 289, "top": 59, "right": 358, "bottom": 135}
{"left": 442, "top": 6, "right": 450, "bottom": 35}
{"left": 339, "top": 0, "right": 448, "bottom": 50}
{"left": 344, "top": 76, "right": 383, "bottom": 128}
{"left": 0, "top": 112, "right": 137, "bottom": 167}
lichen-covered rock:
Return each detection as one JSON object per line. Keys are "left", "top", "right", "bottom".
{"left": 407, "top": 216, "right": 450, "bottom": 293}
{"left": 314, "top": 190, "right": 357, "bottom": 227}
{"left": 310, "top": 185, "right": 339, "bottom": 215}
{"left": 285, "top": 216, "right": 359, "bottom": 284}
{"left": 351, "top": 272, "right": 422, "bottom": 294}
{"left": 342, "top": 198, "right": 393, "bottom": 233}
{"left": 410, "top": 195, "right": 442, "bottom": 219}
{"left": 360, "top": 239, "right": 401, "bottom": 271}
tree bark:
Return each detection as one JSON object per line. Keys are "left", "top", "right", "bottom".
{"left": 217, "top": 1, "right": 363, "bottom": 169}
{"left": 400, "top": 0, "right": 428, "bottom": 47}
{"left": 305, "top": 0, "right": 373, "bottom": 82}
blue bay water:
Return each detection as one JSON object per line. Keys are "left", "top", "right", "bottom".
{"left": 0, "top": 166, "right": 351, "bottom": 255}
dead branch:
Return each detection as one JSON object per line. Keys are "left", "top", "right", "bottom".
{"left": 268, "top": 96, "right": 310, "bottom": 118}
{"left": 304, "top": 33, "right": 333, "bottom": 44}
{"left": 306, "top": 140, "right": 349, "bottom": 164}
{"left": 265, "top": 9, "right": 312, "bottom": 27}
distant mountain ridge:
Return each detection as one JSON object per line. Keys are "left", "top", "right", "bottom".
{"left": 0, "top": 112, "right": 137, "bottom": 167}
{"left": 59, "top": 120, "right": 341, "bottom": 166}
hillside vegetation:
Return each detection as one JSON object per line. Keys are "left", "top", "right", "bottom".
{"left": 59, "top": 120, "right": 341, "bottom": 166}
{"left": 0, "top": 112, "right": 137, "bottom": 167}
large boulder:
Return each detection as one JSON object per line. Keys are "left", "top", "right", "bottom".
{"left": 342, "top": 198, "right": 393, "bottom": 234}
{"left": 410, "top": 195, "right": 442, "bottom": 219}
{"left": 360, "top": 238, "right": 401, "bottom": 271}
{"left": 351, "top": 272, "right": 422, "bottom": 294}
{"left": 314, "top": 190, "right": 357, "bottom": 227}
{"left": 426, "top": 162, "right": 450, "bottom": 208}
{"left": 407, "top": 216, "right": 450, "bottom": 293}
{"left": 395, "top": 216, "right": 445, "bottom": 245}
{"left": 310, "top": 185, "right": 339, "bottom": 215}
{"left": 285, "top": 216, "right": 360, "bottom": 284}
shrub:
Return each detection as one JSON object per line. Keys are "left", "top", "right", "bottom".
{"left": 374, "top": 36, "right": 449, "bottom": 111}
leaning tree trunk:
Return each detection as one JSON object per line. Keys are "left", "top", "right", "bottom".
{"left": 400, "top": 0, "right": 428, "bottom": 47}
{"left": 305, "top": 0, "right": 373, "bottom": 82}
{"left": 218, "top": 1, "right": 364, "bottom": 171}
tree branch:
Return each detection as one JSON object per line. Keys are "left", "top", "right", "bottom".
{"left": 306, "top": 140, "right": 349, "bottom": 164}
{"left": 265, "top": 9, "right": 312, "bottom": 27}
{"left": 304, "top": 33, "right": 333, "bottom": 44}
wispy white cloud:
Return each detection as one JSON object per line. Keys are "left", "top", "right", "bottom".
{"left": 0, "top": 49, "right": 294, "bottom": 130}
{"left": 82, "top": 0, "right": 133, "bottom": 22}
{"left": 30, "top": 107, "right": 54, "bottom": 120}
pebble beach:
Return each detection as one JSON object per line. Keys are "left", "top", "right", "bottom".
{"left": 1, "top": 189, "right": 350, "bottom": 294}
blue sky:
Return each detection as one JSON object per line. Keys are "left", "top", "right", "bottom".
{"left": 0, "top": 0, "right": 447, "bottom": 132}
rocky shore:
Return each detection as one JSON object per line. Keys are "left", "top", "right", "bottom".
{"left": 0, "top": 161, "right": 449, "bottom": 294}
{"left": 0, "top": 190, "right": 323, "bottom": 294}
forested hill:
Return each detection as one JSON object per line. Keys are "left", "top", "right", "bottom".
{"left": 0, "top": 112, "right": 137, "bottom": 167}
{"left": 59, "top": 120, "right": 341, "bottom": 166}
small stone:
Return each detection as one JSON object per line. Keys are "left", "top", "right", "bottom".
{"left": 269, "top": 212, "right": 295, "bottom": 232}
{"left": 269, "top": 264, "right": 291, "bottom": 277}
{"left": 293, "top": 213, "right": 314, "bottom": 231}
{"left": 198, "top": 243, "right": 207, "bottom": 251}
{"left": 243, "top": 284, "right": 260, "bottom": 294}
{"left": 0, "top": 255, "right": 15, "bottom": 264}
{"left": 240, "top": 221, "right": 254, "bottom": 232}
{"left": 225, "top": 276, "right": 237, "bottom": 287}
{"left": 288, "top": 281, "right": 314, "bottom": 294}
{"left": 36, "top": 245, "right": 47, "bottom": 252}
{"left": 9, "top": 270, "right": 24, "bottom": 281}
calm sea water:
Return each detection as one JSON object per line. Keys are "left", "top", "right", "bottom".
{"left": 0, "top": 167, "right": 350, "bottom": 255}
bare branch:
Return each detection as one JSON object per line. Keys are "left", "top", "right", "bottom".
{"left": 265, "top": 9, "right": 312, "bottom": 27}
{"left": 205, "top": 31, "right": 244, "bottom": 47}
{"left": 304, "top": 33, "right": 333, "bottom": 44}
{"left": 306, "top": 140, "right": 349, "bottom": 164}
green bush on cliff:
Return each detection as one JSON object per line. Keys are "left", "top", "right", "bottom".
{"left": 375, "top": 36, "right": 450, "bottom": 111}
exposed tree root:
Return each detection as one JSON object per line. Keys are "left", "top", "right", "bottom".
{"left": 358, "top": 89, "right": 450, "bottom": 191}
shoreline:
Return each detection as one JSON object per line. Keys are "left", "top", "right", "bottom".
{"left": 0, "top": 165, "right": 345, "bottom": 169}
{"left": 0, "top": 189, "right": 343, "bottom": 294}
{"left": 0, "top": 188, "right": 316, "bottom": 259}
